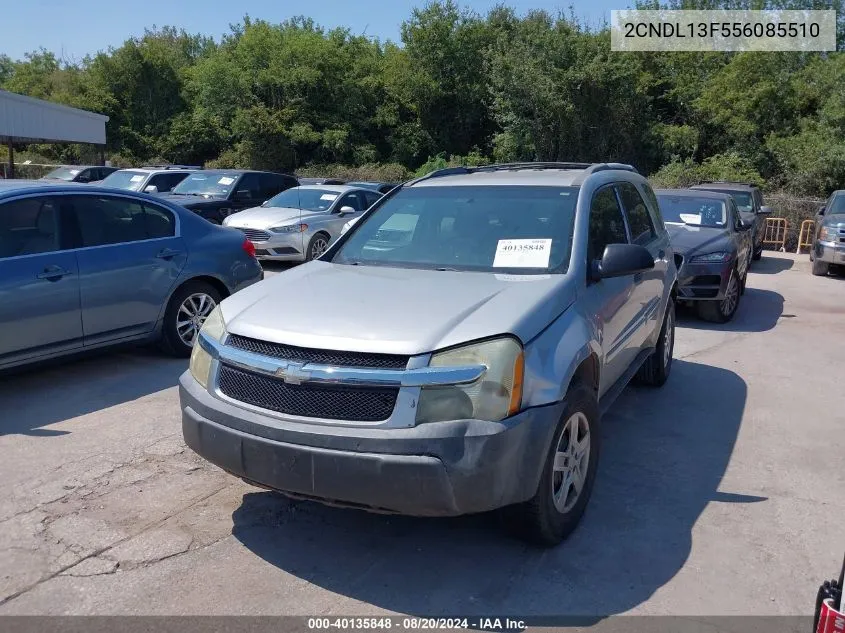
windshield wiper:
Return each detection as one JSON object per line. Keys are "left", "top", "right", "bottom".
{"left": 435, "top": 267, "right": 460, "bottom": 271}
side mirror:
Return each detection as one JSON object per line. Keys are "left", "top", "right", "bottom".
{"left": 338, "top": 205, "right": 355, "bottom": 216}
{"left": 758, "top": 206, "right": 773, "bottom": 215}
{"left": 76, "top": 176, "right": 91, "bottom": 183}
{"left": 818, "top": 206, "right": 826, "bottom": 216}
{"left": 144, "top": 185, "right": 158, "bottom": 194}
{"left": 233, "top": 189, "right": 251, "bottom": 202}
{"left": 593, "top": 244, "right": 655, "bottom": 281}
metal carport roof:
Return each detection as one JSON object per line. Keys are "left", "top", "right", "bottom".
{"left": 0, "top": 90, "right": 108, "bottom": 145}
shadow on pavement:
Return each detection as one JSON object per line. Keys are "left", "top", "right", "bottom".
{"left": 754, "top": 255, "right": 794, "bottom": 274}
{"left": 677, "top": 288, "right": 784, "bottom": 333}
{"left": 231, "top": 358, "right": 748, "bottom": 617}
{"left": 0, "top": 347, "right": 186, "bottom": 437}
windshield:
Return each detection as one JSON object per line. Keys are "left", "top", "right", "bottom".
{"left": 829, "top": 195, "right": 845, "bottom": 215}
{"left": 172, "top": 173, "right": 237, "bottom": 196}
{"left": 658, "top": 195, "right": 727, "bottom": 228}
{"left": 101, "top": 170, "right": 147, "bottom": 191}
{"left": 264, "top": 188, "right": 340, "bottom": 211}
{"left": 43, "top": 167, "right": 81, "bottom": 181}
{"left": 331, "top": 185, "right": 577, "bottom": 273}
{"left": 701, "top": 189, "right": 753, "bottom": 212}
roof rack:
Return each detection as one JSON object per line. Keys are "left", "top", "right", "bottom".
{"left": 141, "top": 164, "right": 202, "bottom": 170}
{"left": 409, "top": 161, "right": 638, "bottom": 185}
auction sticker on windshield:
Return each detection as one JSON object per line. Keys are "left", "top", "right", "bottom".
{"left": 493, "top": 238, "right": 552, "bottom": 268}
{"left": 130, "top": 175, "right": 144, "bottom": 182}
{"left": 218, "top": 176, "right": 236, "bottom": 185}
{"left": 320, "top": 194, "right": 338, "bottom": 201}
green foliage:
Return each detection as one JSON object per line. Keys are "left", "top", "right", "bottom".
{"left": 0, "top": 2, "right": 843, "bottom": 196}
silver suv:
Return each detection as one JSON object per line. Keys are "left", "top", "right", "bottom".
{"left": 180, "top": 162, "right": 678, "bottom": 545}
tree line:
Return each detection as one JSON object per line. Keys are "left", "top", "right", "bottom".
{"left": 1, "top": 0, "right": 844, "bottom": 196}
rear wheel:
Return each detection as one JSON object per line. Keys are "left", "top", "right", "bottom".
{"left": 160, "top": 281, "right": 222, "bottom": 357}
{"left": 503, "top": 382, "right": 600, "bottom": 547}
{"left": 698, "top": 268, "right": 740, "bottom": 323}
{"left": 812, "top": 258, "right": 830, "bottom": 276}
{"left": 635, "top": 299, "right": 674, "bottom": 387}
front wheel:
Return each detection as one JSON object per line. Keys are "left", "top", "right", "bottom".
{"left": 503, "top": 383, "right": 600, "bottom": 547}
{"left": 306, "top": 233, "right": 330, "bottom": 261}
{"left": 698, "top": 268, "right": 740, "bottom": 323}
{"left": 812, "top": 258, "right": 830, "bottom": 277}
{"left": 635, "top": 299, "right": 675, "bottom": 387}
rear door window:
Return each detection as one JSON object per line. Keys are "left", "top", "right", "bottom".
{"left": 0, "top": 196, "right": 64, "bottom": 258}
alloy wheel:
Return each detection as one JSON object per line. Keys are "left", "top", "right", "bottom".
{"left": 176, "top": 293, "right": 217, "bottom": 347}
{"left": 310, "top": 236, "right": 329, "bottom": 259}
{"left": 720, "top": 271, "right": 739, "bottom": 317}
{"left": 552, "top": 412, "right": 591, "bottom": 513}
{"left": 663, "top": 306, "right": 674, "bottom": 368}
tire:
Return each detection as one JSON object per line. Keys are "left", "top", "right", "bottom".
{"left": 812, "top": 258, "right": 830, "bottom": 276}
{"left": 698, "top": 268, "right": 741, "bottom": 323}
{"left": 306, "top": 232, "right": 330, "bottom": 261}
{"left": 159, "top": 281, "right": 223, "bottom": 357}
{"left": 635, "top": 299, "right": 675, "bottom": 387}
{"left": 503, "top": 382, "right": 601, "bottom": 547}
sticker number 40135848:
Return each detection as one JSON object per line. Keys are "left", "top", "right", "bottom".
{"left": 493, "top": 238, "right": 552, "bottom": 268}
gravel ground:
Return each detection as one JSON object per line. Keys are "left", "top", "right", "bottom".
{"left": 0, "top": 252, "right": 842, "bottom": 616}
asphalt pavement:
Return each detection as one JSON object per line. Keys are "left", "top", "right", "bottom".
{"left": 0, "top": 252, "right": 843, "bottom": 615}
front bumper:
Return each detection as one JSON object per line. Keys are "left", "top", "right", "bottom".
{"left": 814, "top": 240, "right": 845, "bottom": 265}
{"left": 676, "top": 259, "right": 734, "bottom": 301}
{"left": 228, "top": 228, "right": 305, "bottom": 262}
{"left": 179, "top": 372, "right": 562, "bottom": 516}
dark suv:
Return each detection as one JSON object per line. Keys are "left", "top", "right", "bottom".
{"left": 159, "top": 170, "right": 299, "bottom": 224}
{"left": 690, "top": 182, "right": 773, "bottom": 262}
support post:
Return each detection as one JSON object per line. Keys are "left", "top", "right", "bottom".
{"left": 99, "top": 145, "right": 105, "bottom": 166}
{"left": 7, "top": 141, "right": 13, "bottom": 179}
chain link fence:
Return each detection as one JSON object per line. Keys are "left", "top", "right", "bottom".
{"left": 0, "top": 162, "right": 62, "bottom": 180}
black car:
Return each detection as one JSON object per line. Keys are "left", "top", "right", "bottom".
{"left": 657, "top": 189, "right": 754, "bottom": 323}
{"left": 158, "top": 170, "right": 300, "bottom": 224}
{"left": 41, "top": 165, "right": 118, "bottom": 184}
{"left": 345, "top": 181, "right": 399, "bottom": 194}
{"left": 690, "top": 181, "right": 773, "bottom": 262}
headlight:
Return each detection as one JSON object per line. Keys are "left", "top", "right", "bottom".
{"left": 820, "top": 226, "right": 839, "bottom": 242}
{"left": 415, "top": 337, "right": 524, "bottom": 424}
{"left": 189, "top": 305, "right": 226, "bottom": 389}
{"left": 690, "top": 251, "right": 731, "bottom": 263}
{"left": 269, "top": 223, "right": 307, "bottom": 234}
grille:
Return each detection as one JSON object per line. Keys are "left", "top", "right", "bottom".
{"left": 218, "top": 365, "right": 398, "bottom": 421}
{"left": 227, "top": 334, "right": 409, "bottom": 369}
{"left": 691, "top": 275, "right": 721, "bottom": 286}
{"left": 239, "top": 228, "right": 271, "bottom": 242}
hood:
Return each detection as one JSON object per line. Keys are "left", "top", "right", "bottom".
{"left": 225, "top": 206, "right": 321, "bottom": 228}
{"left": 219, "top": 262, "right": 576, "bottom": 355}
{"left": 666, "top": 223, "right": 734, "bottom": 259}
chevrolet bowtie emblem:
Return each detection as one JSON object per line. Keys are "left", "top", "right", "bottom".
{"left": 275, "top": 362, "right": 311, "bottom": 385}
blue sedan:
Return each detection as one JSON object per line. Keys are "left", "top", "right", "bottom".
{"left": 0, "top": 181, "right": 264, "bottom": 369}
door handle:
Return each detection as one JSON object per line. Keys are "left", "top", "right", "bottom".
{"left": 156, "top": 248, "right": 182, "bottom": 259}
{"left": 36, "top": 266, "right": 71, "bottom": 280}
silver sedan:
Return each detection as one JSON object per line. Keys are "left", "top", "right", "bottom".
{"left": 223, "top": 185, "right": 383, "bottom": 262}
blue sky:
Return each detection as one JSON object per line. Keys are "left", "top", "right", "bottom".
{"left": 3, "top": 0, "right": 621, "bottom": 63}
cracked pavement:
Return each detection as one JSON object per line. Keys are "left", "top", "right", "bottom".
{"left": 0, "top": 253, "right": 843, "bottom": 615}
